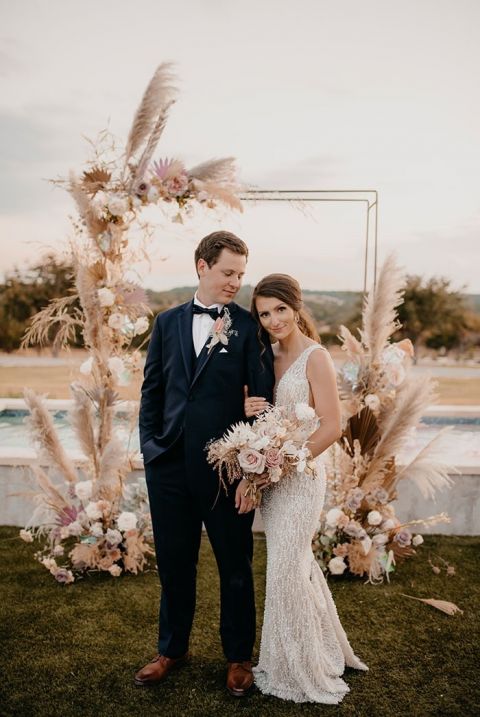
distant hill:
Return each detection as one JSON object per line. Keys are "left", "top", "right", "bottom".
{"left": 146, "top": 285, "right": 363, "bottom": 339}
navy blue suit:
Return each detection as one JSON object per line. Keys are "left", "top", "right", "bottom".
{"left": 139, "top": 299, "right": 274, "bottom": 660}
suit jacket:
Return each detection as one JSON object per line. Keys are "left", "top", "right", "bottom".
{"left": 139, "top": 300, "right": 274, "bottom": 482}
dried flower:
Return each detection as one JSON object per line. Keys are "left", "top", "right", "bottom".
{"left": 109, "top": 564, "right": 122, "bottom": 577}
{"left": 412, "top": 534, "right": 424, "bottom": 546}
{"left": 19, "top": 529, "right": 34, "bottom": 543}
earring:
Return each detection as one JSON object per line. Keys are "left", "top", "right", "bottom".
{"left": 295, "top": 313, "right": 300, "bottom": 323}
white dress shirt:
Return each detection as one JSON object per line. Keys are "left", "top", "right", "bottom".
{"left": 192, "top": 293, "right": 224, "bottom": 356}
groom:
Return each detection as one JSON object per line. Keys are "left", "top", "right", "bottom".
{"left": 136, "top": 231, "right": 274, "bottom": 696}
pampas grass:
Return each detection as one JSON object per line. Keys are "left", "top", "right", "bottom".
{"left": 124, "top": 62, "right": 177, "bottom": 164}
{"left": 395, "top": 429, "right": 456, "bottom": 499}
{"left": 360, "top": 253, "right": 404, "bottom": 364}
{"left": 23, "top": 389, "right": 78, "bottom": 484}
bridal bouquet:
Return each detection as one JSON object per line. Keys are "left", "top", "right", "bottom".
{"left": 206, "top": 403, "right": 320, "bottom": 504}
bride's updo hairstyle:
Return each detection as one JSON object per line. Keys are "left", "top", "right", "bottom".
{"left": 251, "top": 273, "right": 320, "bottom": 343}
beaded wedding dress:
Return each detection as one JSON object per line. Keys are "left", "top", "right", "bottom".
{"left": 253, "top": 345, "right": 368, "bottom": 704}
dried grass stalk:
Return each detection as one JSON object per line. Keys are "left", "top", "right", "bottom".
{"left": 400, "top": 594, "right": 463, "bottom": 615}
{"left": 338, "top": 324, "right": 364, "bottom": 356}
{"left": 369, "top": 376, "right": 436, "bottom": 481}
{"left": 24, "top": 389, "right": 77, "bottom": 483}
{"left": 69, "top": 383, "right": 99, "bottom": 477}
{"left": 188, "top": 157, "right": 237, "bottom": 183}
{"left": 134, "top": 100, "right": 175, "bottom": 184}
{"left": 21, "top": 295, "right": 81, "bottom": 349}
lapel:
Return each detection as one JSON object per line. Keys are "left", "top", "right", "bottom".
{"left": 177, "top": 300, "right": 194, "bottom": 383}
{"left": 190, "top": 302, "right": 238, "bottom": 389}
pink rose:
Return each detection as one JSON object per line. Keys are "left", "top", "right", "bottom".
{"left": 265, "top": 448, "right": 284, "bottom": 468}
{"left": 238, "top": 448, "right": 266, "bottom": 475}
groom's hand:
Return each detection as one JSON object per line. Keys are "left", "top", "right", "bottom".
{"left": 235, "top": 478, "right": 255, "bottom": 514}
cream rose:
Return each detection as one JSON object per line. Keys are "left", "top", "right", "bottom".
{"left": 412, "top": 534, "right": 424, "bottom": 547}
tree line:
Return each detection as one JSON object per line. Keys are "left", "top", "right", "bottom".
{"left": 1, "top": 254, "right": 479, "bottom": 355}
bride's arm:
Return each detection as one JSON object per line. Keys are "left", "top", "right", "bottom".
{"left": 306, "top": 348, "right": 342, "bottom": 458}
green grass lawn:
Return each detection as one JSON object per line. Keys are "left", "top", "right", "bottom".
{"left": 0, "top": 528, "right": 478, "bottom": 717}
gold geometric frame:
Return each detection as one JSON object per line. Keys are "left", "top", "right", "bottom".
{"left": 241, "top": 190, "right": 379, "bottom": 292}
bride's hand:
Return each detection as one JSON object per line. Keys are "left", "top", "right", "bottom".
{"left": 244, "top": 385, "right": 269, "bottom": 418}
{"left": 235, "top": 477, "right": 256, "bottom": 514}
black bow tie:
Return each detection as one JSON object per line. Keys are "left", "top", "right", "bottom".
{"left": 192, "top": 304, "right": 221, "bottom": 320}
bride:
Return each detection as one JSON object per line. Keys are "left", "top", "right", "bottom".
{"left": 244, "top": 273, "right": 368, "bottom": 704}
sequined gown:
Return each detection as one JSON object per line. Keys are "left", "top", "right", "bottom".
{"left": 253, "top": 345, "right": 368, "bottom": 704}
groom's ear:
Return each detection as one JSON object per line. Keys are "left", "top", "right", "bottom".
{"left": 197, "top": 258, "right": 208, "bottom": 277}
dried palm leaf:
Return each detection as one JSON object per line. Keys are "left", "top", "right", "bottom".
{"left": 341, "top": 406, "right": 380, "bottom": 457}
{"left": 82, "top": 167, "right": 111, "bottom": 194}
{"left": 360, "top": 254, "right": 404, "bottom": 363}
{"left": 400, "top": 594, "right": 463, "bottom": 615}
{"left": 394, "top": 428, "right": 456, "bottom": 499}
{"left": 24, "top": 389, "right": 78, "bottom": 483}
{"left": 124, "top": 62, "right": 177, "bottom": 163}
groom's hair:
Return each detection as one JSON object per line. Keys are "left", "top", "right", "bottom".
{"left": 194, "top": 231, "right": 248, "bottom": 273}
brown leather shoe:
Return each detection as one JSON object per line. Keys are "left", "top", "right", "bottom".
{"left": 226, "top": 661, "right": 254, "bottom": 697}
{"left": 134, "top": 653, "right": 189, "bottom": 686}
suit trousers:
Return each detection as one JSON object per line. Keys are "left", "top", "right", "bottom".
{"left": 145, "top": 437, "right": 256, "bottom": 662}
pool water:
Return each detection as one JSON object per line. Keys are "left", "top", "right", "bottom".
{"left": 1, "top": 410, "right": 479, "bottom": 465}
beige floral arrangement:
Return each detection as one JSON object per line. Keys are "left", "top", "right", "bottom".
{"left": 19, "top": 63, "right": 242, "bottom": 583}
{"left": 313, "top": 256, "right": 453, "bottom": 583}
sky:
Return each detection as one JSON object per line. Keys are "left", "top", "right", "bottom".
{"left": 1, "top": 0, "right": 479, "bottom": 292}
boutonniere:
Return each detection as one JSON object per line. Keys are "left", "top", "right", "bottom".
{"left": 207, "top": 307, "right": 237, "bottom": 353}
